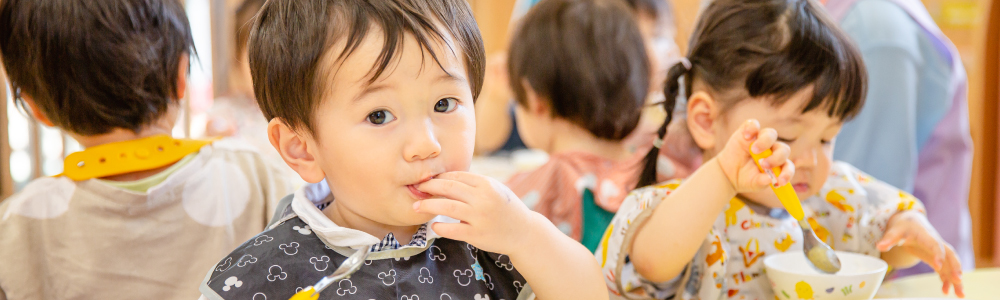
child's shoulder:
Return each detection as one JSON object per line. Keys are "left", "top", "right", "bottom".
{"left": 823, "top": 161, "right": 897, "bottom": 194}
{"left": 207, "top": 138, "right": 261, "bottom": 154}
{"left": 628, "top": 180, "right": 683, "bottom": 202}
{"left": 199, "top": 216, "right": 332, "bottom": 299}
{"left": 816, "top": 161, "right": 918, "bottom": 209}
{"left": 187, "top": 138, "right": 291, "bottom": 185}
{"left": 0, "top": 176, "right": 77, "bottom": 222}
{"left": 200, "top": 217, "right": 529, "bottom": 300}
{"left": 610, "top": 180, "right": 684, "bottom": 219}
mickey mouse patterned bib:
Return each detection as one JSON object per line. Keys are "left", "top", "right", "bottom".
{"left": 200, "top": 216, "right": 531, "bottom": 300}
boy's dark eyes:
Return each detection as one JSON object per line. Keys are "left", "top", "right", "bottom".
{"left": 367, "top": 109, "right": 396, "bottom": 125}
{"left": 365, "top": 98, "right": 457, "bottom": 125}
{"left": 434, "top": 98, "right": 458, "bottom": 113}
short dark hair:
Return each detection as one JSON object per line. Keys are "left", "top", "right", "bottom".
{"left": 248, "top": 0, "right": 485, "bottom": 133}
{"left": 508, "top": 0, "right": 650, "bottom": 141}
{"left": 636, "top": 0, "right": 867, "bottom": 187}
{"left": 0, "top": 0, "right": 195, "bottom": 135}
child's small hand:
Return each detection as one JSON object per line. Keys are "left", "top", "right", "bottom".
{"left": 714, "top": 119, "right": 794, "bottom": 193}
{"left": 878, "top": 210, "right": 965, "bottom": 298}
{"left": 412, "top": 171, "right": 541, "bottom": 256}
{"left": 414, "top": 172, "right": 608, "bottom": 300}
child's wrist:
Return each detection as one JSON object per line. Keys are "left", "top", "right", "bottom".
{"left": 509, "top": 212, "right": 562, "bottom": 259}
{"left": 710, "top": 157, "right": 739, "bottom": 196}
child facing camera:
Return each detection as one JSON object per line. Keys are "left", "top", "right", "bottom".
{"left": 198, "top": 1, "right": 606, "bottom": 299}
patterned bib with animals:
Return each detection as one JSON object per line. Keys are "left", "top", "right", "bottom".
{"left": 199, "top": 182, "right": 531, "bottom": 300}
{"left": 596, "top": 161, "right": 925, "bottom": 300}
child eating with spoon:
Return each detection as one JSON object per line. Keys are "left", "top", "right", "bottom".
{"left": 596, "top": 0, "right": 964, "bottom": 298}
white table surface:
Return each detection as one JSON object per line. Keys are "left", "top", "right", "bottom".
{"left": 876, "top": 268, "right": 999, "bottom": 299}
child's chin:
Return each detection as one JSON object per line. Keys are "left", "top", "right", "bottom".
{"left": 406, "top": 212, "right": 439, "bottom": 225}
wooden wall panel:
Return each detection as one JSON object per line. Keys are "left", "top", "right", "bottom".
{"left": 467, "top": 0, "right": 518, "bottom": 56}
{"left": 982, "top": 0, "right": 1000, "bottom": 266}
{"left": 0, "top": 63, "right": 11, "bottom": 200}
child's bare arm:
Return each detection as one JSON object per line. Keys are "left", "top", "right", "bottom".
{"left": 507, "top": 211, "right": 608, "bottom": 300}
{"left": 414, "top": 172, "right": 607, "bottom": 300}
{"left": 631, "top": 120, "right": 793, "bottom": 282}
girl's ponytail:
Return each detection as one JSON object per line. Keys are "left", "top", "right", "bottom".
{"left": 633, "top": 0, "right": 867, "bottom": 189}
{"left": 636, "top": 58, "right": 691, "bottom": 188}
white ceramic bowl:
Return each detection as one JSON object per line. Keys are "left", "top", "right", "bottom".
{"left": 764, "top": 251, "right": 888, "bottom": 300}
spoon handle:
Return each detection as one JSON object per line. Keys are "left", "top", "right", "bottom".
{"left": 749, "top": 147, "right": 805, "bottom": 221}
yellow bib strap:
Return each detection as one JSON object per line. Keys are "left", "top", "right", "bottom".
{"left": 60, "top": 135, "right": 214, "bottom": 181}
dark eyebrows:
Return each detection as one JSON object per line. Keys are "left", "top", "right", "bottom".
{"left": 352, "top": 82, "right": 388, "bottom": 104}
{"left": 436, "top": 71, "right": 466, "bottom": 85}
{"left": 350, "top": 71, "right": 466, "bottom": 104}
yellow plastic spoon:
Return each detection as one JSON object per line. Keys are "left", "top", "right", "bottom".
{"left": 750, "top": 147, "right": 841, "bottom": 274}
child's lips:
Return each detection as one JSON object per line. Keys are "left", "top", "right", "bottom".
{"left": 792, "top": 183, "right": 809, "bottom": 193}
{"left": 407, "top": 184, "right": 433, "bottom": 200}
{"left": 407, "top": 174, "right": 440, "bottom": 200}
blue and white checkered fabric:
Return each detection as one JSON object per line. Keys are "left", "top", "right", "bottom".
{"left": 369, "top": 224, "right": 429, "bottom": 252}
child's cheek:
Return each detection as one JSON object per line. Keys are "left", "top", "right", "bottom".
{"left": 447, "top": 109, "right": 476, "bottom": 171}
{"left": 811, "top": 156, "right": 834, "bottom": 195}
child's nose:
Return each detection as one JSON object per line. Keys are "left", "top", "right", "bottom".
{"left": 404, "top": 121, "right": 442, "bottom": 162}
{"left": 793, "top": 147, "right": 819, "bottom": 169}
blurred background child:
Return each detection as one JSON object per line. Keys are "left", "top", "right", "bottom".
{"left": 204, "top": 0, "right": 301, "bottom": 186}
{"left": 503, "top": 0, "right": 690, "bottom": 251}
{"left": 0, "top": 0, "right": 290, "bottom": 298}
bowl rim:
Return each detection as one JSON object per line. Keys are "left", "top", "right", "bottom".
{"left": 763, "top": 251, "right": 888, "bottom": 278}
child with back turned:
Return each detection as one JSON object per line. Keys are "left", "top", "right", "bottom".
{"left": 504, "top": 0, "right": 692, "bottom": 252}
{"left": 197, "top": 1, "right": 606, "bottom": 299}
{"left": 596, "top": 0, "right": 965, "bottom": 298}
{"left": 0, "top": 0, "right": 290, "bottom": 299}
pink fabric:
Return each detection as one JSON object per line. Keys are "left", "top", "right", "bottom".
{"left": 825, "top": 0, "right": 975, "bottom": 273}
{"left": 506, "top": 145, "right": 693, "bottom": 240}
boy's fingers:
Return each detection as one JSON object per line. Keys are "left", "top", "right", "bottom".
{"left": 432, "top": 171, "right": 486, "bottom": 187}
{"left": 417, "top": 178, "right": 477, "bottom": 203}
{"left": 413, "top": 198, "right": 473, "bottom": 220}
{"left": 430, "top": 222, "right": 472, "bottom": 241}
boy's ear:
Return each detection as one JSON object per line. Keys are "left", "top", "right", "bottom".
{"left": 21, "top": 94, "right": 55, "bottom": 127}
{"left": 685, "top": 91, "right": 719, "bottom": 151}
{"left": 520, "top": 79, "right": 550, "bottom": 116}
{"left": 268, "top": 118, "right": 326, "bottom": 183}
{"left": 175, "top": 54, "right": 189, "bottom": 100}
